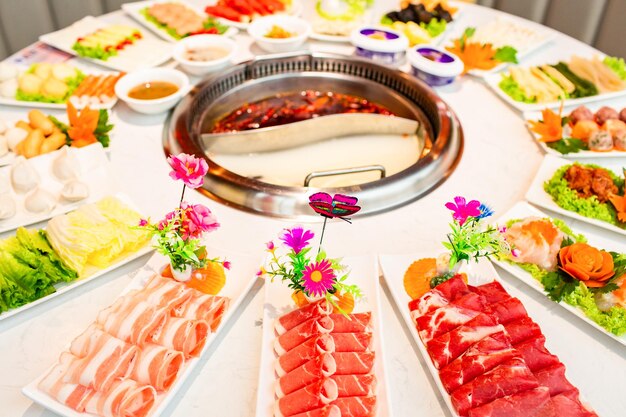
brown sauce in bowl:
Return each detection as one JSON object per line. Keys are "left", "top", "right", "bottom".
{"left": 128, "top": 81, "right": 179, "bottom": 100}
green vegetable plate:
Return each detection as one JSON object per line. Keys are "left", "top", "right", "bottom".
{"left": 525, "top": 154, "right": 626, "bottom": 236}
{"left": 493, "top": 201, "right": 626, "bottom": 346}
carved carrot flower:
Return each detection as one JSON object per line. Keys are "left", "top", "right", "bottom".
{"left": 302, "top": 259, "right": 336, "bottom": 297}
{"left": 528, "top": 107, "right": 563, "bottom": 143}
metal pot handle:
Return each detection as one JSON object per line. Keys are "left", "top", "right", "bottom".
{"left": 304, "top": 165, "right": 387, "bottom": 187}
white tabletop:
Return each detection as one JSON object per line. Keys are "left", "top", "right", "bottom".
{"left": 1, "top": 2, "right": 625, "bottom": 417}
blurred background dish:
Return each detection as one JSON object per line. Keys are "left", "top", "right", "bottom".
{"left": 173, "top": 34, "right": 237, "bottom": 76}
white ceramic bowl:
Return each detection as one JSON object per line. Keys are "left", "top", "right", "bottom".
{"left": 247, "top": 15, "right": 310, "bottom": 53}
{"left": 114, "top": 68, "right": 189, "bottom": 115}
{"left": 173, "top": 35, "right": 237, "bottom": 76}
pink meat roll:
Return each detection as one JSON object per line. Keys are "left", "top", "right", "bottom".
{"left": 291, "top": 405, "right": 341, "bottom": 417}
{"left": 38, "top": 362, "right": 93, "bottom": 413}
{"left": 427, "top": 313, "right": 504, "bottom": 369}
{"left": 451, "top": 357, "right": 539, "bottom": 416}
{"left": 176, "top": 294, "right": 230, "bottom": 331}
{"left": 276, "top": 333, "right": 372, "bottom": 376}
{"left": 332, "top": 374, "right": 376, "bottom": 397}
{"left": 533, "top": 363, "right": 576, "bottom": 397}
{"left": 84, "top": 378, "right": 156, "bottom": 417}
{"left": 488, "top": 297, "right": 528, "bottom": 325}
{"left": 275, "top": 378, "right": 338, "bottom": 417}
{"left": 131, "top": 343, "right": 185, "bottom": 391}
{"left": 275, "top": 299, "right": 333, "bottom": 335}
{"left": 514, "top": 335, "right": 559, "bottom": 372}
{"left": 467, "top": 387, "right": 553, "bottom": 417}
{"left": 332, "top": 396, "right": 377, "bottom": 417}
{"left": 150, "top": 315, "right": 210, "bottom": 358}
{"left": 503, "top": 317, "right": 543, "bottom": 345}
{"left": 439, "top": 332, "right": 517, "bottom": 393}
{"left": 329, "top": 313, "right": 371, "bottom": 333}
{"left": 275, "top": 316, "right": 334, "bottom": 355}
{"left": 415, "top": 304, "right": 481, "bottom": 344}
{"left": 97, "top": 296, "right": 168, "bottom": 346}
{"left": 136, "top": 274, "right": 193, "bottom": 312}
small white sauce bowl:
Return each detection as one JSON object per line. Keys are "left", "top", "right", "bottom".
{"left": 114, "top": 68, "right": 189, "bottom": 115}
{"left": 248, "top": 15, "right": 311, "bottom": 53}
{"left": 173, "top": 35, "right": 237, "bottom": 76}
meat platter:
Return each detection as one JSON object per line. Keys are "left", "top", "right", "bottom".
{"left": 255, "top": 255, "right": 392, "bottom": 417}
{"left": 22, "top": 249, "right": 260, "bottom": 417}
{"left": 493, "top": 201, "right": 626, "bottom": 347}
{"left": 379, "top": 255, "right": 597, "bottom": 417}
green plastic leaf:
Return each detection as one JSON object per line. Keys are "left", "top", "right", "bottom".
{"left": 494, "top": 46, "right": 518, "bottom": 64}
{"left": 546, "top": 137, "right": 587, "bottom": 155}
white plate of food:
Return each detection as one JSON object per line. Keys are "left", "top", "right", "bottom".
{"left": 39, "top": 16, "right": 173, "bottom": 73}
{"left": 525, "top": 154, "right": 626, "bottom": 236}
{"left": 493, "top": 201, "right": 626, "bottom": 347}
{"left": 0, "top": 193, "right": 151, "bottom": 321}
{"left": 0, "top": 143, "right": 117, "bottom": 234}
{"left": 379, "top": 254, "right": 597, "bottom": 417}
{"left": 255, "top": 255, "right": 392, "bottom": 417}
{"left": 524, "top": 102, "right": 626, "bottom": 158}
{"left": 0, "top": 62, "right": 121, "bottom": 110}
{"left": 444, "top": 16, "right": 553, "bottom": 77}
{"left": 121, "top": 0, "right": 237, "bottom": 42}
{"left": 484, "top": 54, "right": 626, "bottom": 112}
{"left": 22, "top": 248, "right": 260, "bottom": 417}
{"left": 204, "top": 0, "right": 302, "bottom": 30}
{"left": 307, "top": 0, "right": 374, "bottom": 43}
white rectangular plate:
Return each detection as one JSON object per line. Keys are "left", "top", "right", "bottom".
{"left": 483, "top": 60, "right": 626, "bottom": 112}
{"left": 493, "top": 201, "right": 626, "bottom": 346}
{"left": 523, "top": 104, "right": 626, "bottom": 159}
{"left": 379, "top": 255, "right": 501, "bottom": 417}
{"left": 39, "top": 16, "right": 173, "bottom": 72}
{"left": 22, "top": 248, "right": 260, "bottom": 417}
{"left": 121, "top": 0, "right": 237, "bottom": 42}
{"left": 525, "top": 154, "right": 626, "bottom": 236}
{"left": 0, "top": 143, "right": 117, "bottom": 233}
{"left": 0, "top": 192, "right": 149, "bottom": 321}
{"left": 255, "top": 255, "right": 392, "bottom": 417}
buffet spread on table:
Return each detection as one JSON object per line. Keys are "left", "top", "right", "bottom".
{"left": 0, "top": 1, "right": 625, "bottom": 417}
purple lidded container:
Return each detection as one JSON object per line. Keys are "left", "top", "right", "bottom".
{"left": 407, "top": 45, "right": 464, "bottom": 86}
{"left": 350, "top": 27, "right": 409, "bottom": 66}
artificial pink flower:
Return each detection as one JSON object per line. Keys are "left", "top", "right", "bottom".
{"left": 158, "top": 209, "right": 178, "bottom": 230}
{"left": 302, "top": 259, "right": 336, "bottom": 297}
{"left": 180, "top": 203, "right": 219, "bottom": 239}
{"left": 266, "top": 241, "right": 275, "bottom": 252}
{"left": 445, "top": 196, "right": 482, "bottom": 226}
{"left": 138, "top": 219, "right": 148, "bottom": 227}
{"left": 167, "top": 153, "right": 209, "bottom": 189}
{"left": 280, "top": 226, "right": 314, "bottom": 254}
{"left": 223, "top": 260, "right": 231, "bottom": 270}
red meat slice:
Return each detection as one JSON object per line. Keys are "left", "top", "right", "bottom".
{"left": 427, "top": 313, "right": 504, "bottom": 369}
{"left": 331, "top": 332, "right": 372, "bottom": 352}
{"left": 439, "top": 332, "right": 517, "bottom": 393}
{"left": 410, "top": 275, "right": 470, "bottom": 316}
{"left": 551, "top": 391, "right": 598, "bottom": 417}
{"left": 332, "top": 374, "right": 376, "bottom": 397}
{"left": 534, "top": 363, "right": 576, "bottom": 396}
{"left": 329, "top": 313, "right": 371, "bottom": 333}
{"left": 276, "top": 334, "right": 336, "bottom": 377}
{"left": 467, "top": 387, "right": 555, "bottom": 417}
{"left": 415, "top": 304, "right": 481, "bottom": 343}
{"left": 503, "top": 317, "right": 542, "bottom": 345}
{"left": 331, "top": 352, "right": 375, "bottom": 375}
{"left": 451, "top": 357, "right": 539, "bottom": 416}
{"left": 275, "top": 300, "right": 332, "bottom": 335}
{"left": 471, "top": 281, "right": 511, "bottom": 304}
{"left": 275, "top": 316, "right": 334, "bottom": 355}
{"left": 489, "top": 297, "right": 528, "bottom": 324}
{"left": 291, "top": 405, "right": 341, "bottom": 417}
{"left": 514, "top": 336, "right": 559, "bottom": 372}
{"left": 332, "top": 396, "right": 377, "bottom": 417}
{"left": 276, "top": 378, "right": 338, "bottom": 417}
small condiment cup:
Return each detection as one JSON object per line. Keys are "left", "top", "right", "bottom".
{"left": 350, "top": 26, "right": 409, "bottom": 66}
{"left": 114, "top": 68, "right": 189, "bottom": 115}
{"left": 407, "top": 45, "right": 463, "bottom": 86}
{"left": 173, "top": 35, "right": 237, "bottom": 76}
{"left": 248, "top": 15, "right": 311, "bottom": 53}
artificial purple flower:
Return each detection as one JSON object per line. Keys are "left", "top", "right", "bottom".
{"left": 280, "top": 226, "right": 314, "bottom": 254}
{"left": 167, "top": 153, "right": 209, "bottom": 189}
{"left": 445, "top": 196, "right": 482, "bottom": 226}
{"left": 223, "top": 260, "right": 231, "bottom": 270}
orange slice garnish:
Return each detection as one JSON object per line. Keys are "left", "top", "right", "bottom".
{"left": 332, "top": 292, "right": 355, "bottom": 314}
{"left": 404, "top": 258, "right": 438, "bottom": 300}
{"left": 187, "top": 262, "right": 226, "bottom": 295}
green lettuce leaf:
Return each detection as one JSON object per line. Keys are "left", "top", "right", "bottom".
{"left": 604, "top": 56, "right": 626, "bottom": 80}
{"left": 15, "top": 65, "right": 85, "bottom": 103}
{"left": 494, "top": 46, "right": 518, "bottom": 64}
{"left": 72, "top": 42, "right": 118, "bottom": 61}
{"left": 316, "top": 0, "right": 369, "bottom": 21}
{"left": 546, "top": 137, "right": 587, "bottom": 154}
{"left": 420, "top": 19, "right": 447, "bottom": 38}
{"left": 498, "top": 75, "right": 536, "bottom": 103}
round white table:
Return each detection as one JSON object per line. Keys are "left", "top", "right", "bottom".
{"left": 0, "top": 2, "right": 625, "bottom": 417}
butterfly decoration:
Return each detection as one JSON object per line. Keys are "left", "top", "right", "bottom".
{"left": 308, "top": 192, "right": 361, "bottom": 222}
{"left": 309, "top": 193, "right": 361, "bottom": 253}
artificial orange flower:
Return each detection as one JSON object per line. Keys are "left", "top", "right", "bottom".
{"left": 608, "top": 193, "right": 626, "bottom": 223}
{"left": 528, "top": 108, "right": 563, "bottom": 143}
{"left": 446, "top": 40, "right": 498, "bottom": 73}
{"left": 66, "top": 101, "right": 99, "bottom": 147}
{"left": 558, "top": 243, "right": 615, "bottom": 288}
